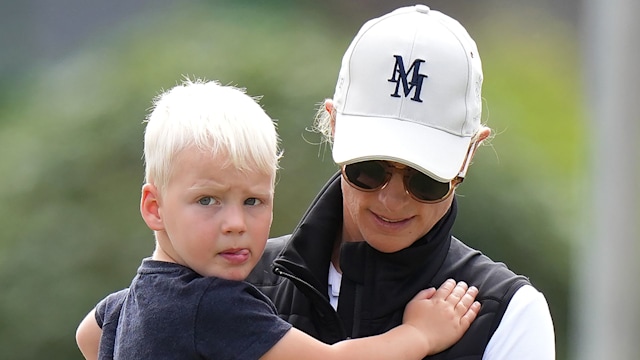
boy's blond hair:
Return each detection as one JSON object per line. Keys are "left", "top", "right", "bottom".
{"left": 143, "top": 78, "right": 281, "bottom": 192}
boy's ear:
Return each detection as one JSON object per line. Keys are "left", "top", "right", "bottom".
{"left": 140, "top": 183, "right": 164, "bottom": 231}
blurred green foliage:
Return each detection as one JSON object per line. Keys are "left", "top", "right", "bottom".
{"left": 0, "top": 2, "right": 581, "bottom": 359}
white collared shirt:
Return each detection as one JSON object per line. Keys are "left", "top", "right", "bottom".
{"left": 328, "top": 262, "right": 342, "bottom": 310}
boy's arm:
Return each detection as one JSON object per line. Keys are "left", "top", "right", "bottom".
{"left": 261, "top": 280, "right": 480, "bottom": 360}
{"left": 75, "top": 281, "right": 479, "bottom": 360}
{"left": 76, "top": 309, "right": 101, "bottom": 360}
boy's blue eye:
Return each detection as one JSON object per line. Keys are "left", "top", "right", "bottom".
{"left": 244, "top": 198, "right": 262, "bottom": 206}
{"left": 198, "top": 197, "right": 214, "bottom": 206}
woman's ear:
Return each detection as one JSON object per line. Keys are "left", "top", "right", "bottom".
{"left": 469, "top": 126, "right": 492, "bottom": 160}
{"left": 140, "top": 183, "right": 164, "bottom": 231}
{"left": 325, "top": 99, "right": 336, "bottom": 137}
{"left": 477, "top": 126, "right": 492, "bottom": 143}
{"left": 458, "top": 126, "right": 492, "bottom": 177}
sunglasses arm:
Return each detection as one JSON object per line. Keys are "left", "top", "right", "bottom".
{"left": 457, "top": 139, "right": 480, "bottom": 180}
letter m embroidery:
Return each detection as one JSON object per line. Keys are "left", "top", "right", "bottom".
{"left": 388, "top": 55, "right": 428, "bottom": 102}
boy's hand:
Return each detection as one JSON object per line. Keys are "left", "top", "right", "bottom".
{"left": 403, "top": 279, "right": 481, "bottom": 355}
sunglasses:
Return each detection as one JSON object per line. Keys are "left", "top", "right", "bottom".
{"left": 341, "top": 161, "right": 463, "bottom": 203}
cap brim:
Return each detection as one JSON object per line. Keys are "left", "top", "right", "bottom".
{"left": 332, "top": 113, "right": 472, "bottom": 182}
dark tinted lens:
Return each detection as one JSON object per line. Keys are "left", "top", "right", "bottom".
{"left": 344, "top": 161, "right": 387, "bottom": 190}
{"left": 407, "top": 171, "right": 450, "bottom": 201}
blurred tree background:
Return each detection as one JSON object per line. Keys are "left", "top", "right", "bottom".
{"left": 0, "top": 0, "right": 583, "bottom": 359}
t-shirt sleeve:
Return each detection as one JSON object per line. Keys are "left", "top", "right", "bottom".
{"left": 94, "top": 288, "right": 129, "bottom": 328}
{"left": 194, "top": 279, "right": 292, "bottom": 359}
{"left": 94, "top": 288, "right": 129, "bottom": 360}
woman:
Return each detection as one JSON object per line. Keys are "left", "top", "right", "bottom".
{"left": 248, "top": 5, "right": 555, "bottom": 359}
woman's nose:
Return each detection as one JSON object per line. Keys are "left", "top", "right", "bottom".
{"left": 376, "top": 171, "right": 408, "bottom": 207}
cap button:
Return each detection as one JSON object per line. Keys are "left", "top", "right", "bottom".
{"left": 415, "top": 4, "right": 430, "bottom": 13}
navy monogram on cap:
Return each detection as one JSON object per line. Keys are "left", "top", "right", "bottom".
{"left": 388, "top": 55, "right": 428, "bottom": 102}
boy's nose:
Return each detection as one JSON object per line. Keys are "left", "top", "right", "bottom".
{"left": 222, "top": 205, "right": 247, "bottom": 234}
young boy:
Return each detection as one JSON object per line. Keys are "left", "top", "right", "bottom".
{"left": 76, "top": 78, "right": 481, "bottom": 359}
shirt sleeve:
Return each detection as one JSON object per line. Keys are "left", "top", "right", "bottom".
{"left": 94, "top": 288, "right": 129, "bottom": 360}
{"left": 483, "top": 284, "right": 556, "bottom": 360}
{"left": 193, "top": 279, "right": 292, "bottom": 359}
{"left": 94, "top": 288, "right": 129, "bottom": 328}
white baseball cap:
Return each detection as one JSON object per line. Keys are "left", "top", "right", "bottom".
{"left": 331, "top": 4, "right": 483, "bottom": 182}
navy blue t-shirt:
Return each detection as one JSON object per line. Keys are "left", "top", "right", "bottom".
{"left": 95, "top": 259, "right": 292, "bottom": 359}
